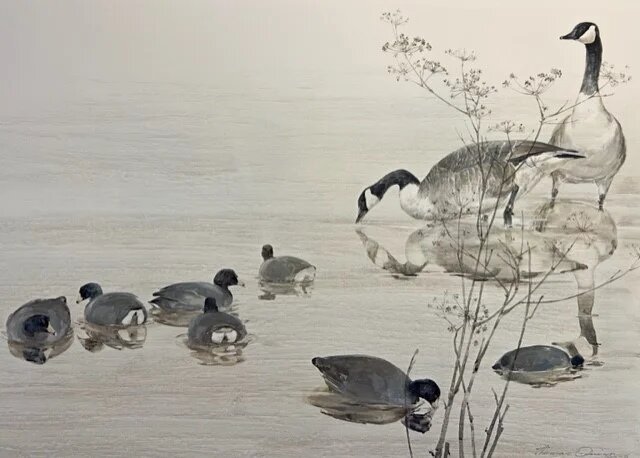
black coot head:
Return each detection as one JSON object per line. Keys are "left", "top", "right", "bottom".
{"left": 409, "top": 378, "right": 441, "bottom": 406}
{"left": 77, "top": 283, "right": 103, "bottom": 302}
{"left": 23, "top": 314, "right": 54, "bottom": 337}
{"left": 261, "top": 244, "right": 274, "bottom": 261}
{"left": 213, "top": 269, "right": 244, "bottom": 288}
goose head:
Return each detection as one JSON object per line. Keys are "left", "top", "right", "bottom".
{"left": 356, "top": 187, "right": 382, "bottom": 223}
{"left": 76, "top": 282, "right": 103, "bottom": 304}
{"left": 560, "top": 22, "right": 599, "bottom": 45}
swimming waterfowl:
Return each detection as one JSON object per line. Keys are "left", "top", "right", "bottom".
{"left": 259, "top": 244, "right": 316, "bottom": 283}
{"left": 150, "top": 268, "right": 244, "bottom": 312}
{"left": 6, "top": 296, "right": 71, "bottom": 345}
{"left": 311, "top": 355, "right": 440, "bottom": 408}
{"left": 76, "top": 283, "right": 147, "bottom": 327}
{"left": 492, "top": 345, "right": 584, "bottom": 374}
{"left": 549, "top": 22, "right": 626, "bottom": 210}
{"left": 187, "top": 297, "right": 247, "bottom": 346}
{"left": 356, "top": 140, "right": 583, "bottom": 226}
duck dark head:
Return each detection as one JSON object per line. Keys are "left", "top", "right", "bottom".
{"left": 408, "top": 378, "right": 441, "bottom": 407}
{"left": 213, "top": 269, "right": 245, "bottom": 288}
{"left": 356, "top": 170, "right": 420, "bottom": 223}
{"left": 204, "top": 297, "right": 219, "bottom": 313}
{"left": 570, "top": 354, "right": 585, "bottom": 368}
{"left": 261, "top": 244, "right": 274, "bottom": 261}
{"left": 77, "top": 283, "right": 103, "bottom": 303}
{"left": 22, "top": 347, "right": 47, "bottom": 365}
{"left": 23, "top": 314, "right": 55, "bottom": 337}
{"left": 560, "top": 22, "right": 599, "bottom": 44}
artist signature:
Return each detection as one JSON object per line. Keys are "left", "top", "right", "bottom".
{"left": 534, "top": 444, "right": 629, "bottom": 457}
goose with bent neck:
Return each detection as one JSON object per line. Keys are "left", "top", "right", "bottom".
{"left": 549, "top": 21, "right": 626, "bottom": 210}
{"left": 356, "top": 140, "right": 584, "bottom": 226}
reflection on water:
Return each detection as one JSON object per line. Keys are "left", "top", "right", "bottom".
{"left": 258, "top": 280, "right": 314, "bottom": 301}
{"left": 6, "top": 329, "right": 74, "bottom": 365}
{"left": 306, "top": 388, "right": 435, "bottom": 433}
{"left": 150, "top": 304, "right": 242, "bottom": 327}
{"left": 356, "top": 200, "right": 619, "bottom": 379}
{"left": 177, "top": 333, "right": 254, "bottom": 366}
{"left": 77, "top": 321, "right": 147, "bottom": 352}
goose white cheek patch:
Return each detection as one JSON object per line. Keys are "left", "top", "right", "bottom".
{"left": 365, "top": 189, "right": 380, "bottom": 209}
{"left": 578, "top": 26, "right": 597, "bottom": 44}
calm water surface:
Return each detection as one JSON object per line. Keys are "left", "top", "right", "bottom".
{"left": 1, "top": 82, "right": 639, "bottom": 457}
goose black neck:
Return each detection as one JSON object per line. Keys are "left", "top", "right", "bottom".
{"left": 580, "top": 37, "right": 602, "bottom": 96}
{"left": 370, "top": 169, "right": 420, "bottom": 198}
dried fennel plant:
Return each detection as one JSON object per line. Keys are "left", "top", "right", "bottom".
{"left": 380, "top": 10, "right": 635, "bottom": 458}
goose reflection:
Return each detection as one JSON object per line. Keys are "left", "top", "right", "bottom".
{"left": 7, "top": 330, "right": 74, "bottom": 365}
{"left": 77, "top": 321, "right": 147, "bottom": 352}
{"left": 357, "top": 201, "right": 617, "bottom": 355}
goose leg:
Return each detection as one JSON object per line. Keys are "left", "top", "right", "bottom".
{"left": 595, "top": 177, "right": 613, "bottom": 211}
{"left": 503, "top": 185, "right": 519, "bottom": 227}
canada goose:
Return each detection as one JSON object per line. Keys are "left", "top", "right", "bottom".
{"left": 311, "top": 355, "right": 440, "bottom": 408}
{"left": 259, "top": 244, "right": 316, "bottom": 283}
{"left": 187, "top": 297, "right": 247, "bottom": 345}
{"left": 356, "top": 140, "right": 583, "bottom": 226}
{"left": 76, "top": 283, "right": 147, "bottom": 327}
{"left": 150, "top": 269, "right": 245, "bottom": 312}
{"left": 6, "top": 296, "right": 71, "bottom": 345}
{"left": 549, "top": 22, "right": 626, "bottom": 210}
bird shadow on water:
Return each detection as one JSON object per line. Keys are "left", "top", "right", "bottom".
{"left": 3, "top": 329, "right": 75, "bottom": 365}
{"left": 76, "top": 319, "right": 148, "bottom": 352}
{"left": 176, "top": 332, "right": 256, "bottom": 366}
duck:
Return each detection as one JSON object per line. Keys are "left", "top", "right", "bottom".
{"left": 549, "top": 22, "right": 626, "bottom": 210}
{"left": 76, "top": 283, "right": 147, "bottom": 327}
{"left": 492, "top": 344, "right": 584, "bottom": 374}
{"left": 356, "top": 140, "right": 583, "bottom": 226}
{"left": 150, "top": 268, "right": 244, "bottom": 312}
{"left": 6, "top": 296, "right": 71, "bottom": 345}
{"left": 187, "top": 297, "right": 247, "bottom": 346}
{"left": 259, "top": 244, "right": 316, "bottom": 284}
{"left": 311, "top": 354, "right": 440, "bottom": 408}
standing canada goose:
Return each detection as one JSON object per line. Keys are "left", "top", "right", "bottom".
{"left": 356, "top": 140, "right": 583, "bottom": 226}
{"left": 549, "top": 22, "right": 626, "bottom": 210}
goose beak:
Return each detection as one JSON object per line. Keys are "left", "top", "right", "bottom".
{"left": 46, "top": 323, "right": 56, "bottom": 335}
{"left": 75, "top": 293, "right": 85, "bottom": 304}
{"left": 237, "top": 280, "right": 246, "bottom": 287}
{"left": 560, "top": 29, "right": 579, "bottom": 40}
